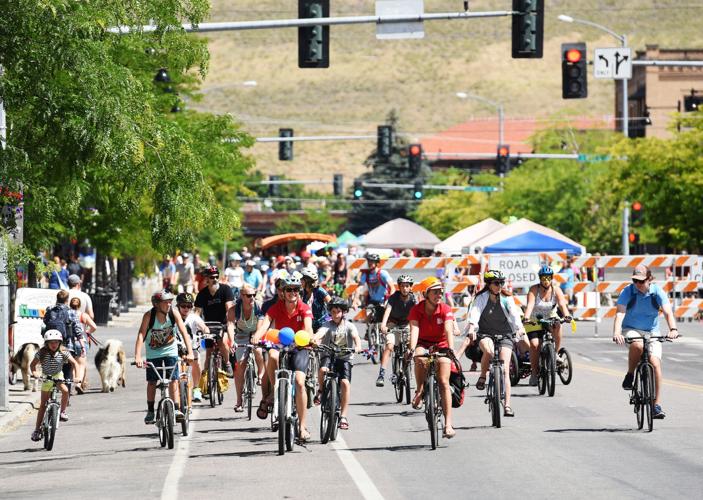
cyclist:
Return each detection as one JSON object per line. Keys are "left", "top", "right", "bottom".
{"left": 523, "top": 265, "right": 572, "bottom": 386}
{"left": 356, "top": 253, "right": 393, "bottom": 342}
{"left": 224, "top": 253, "right": 244, "bottom": 301}
{"left": 408, "top": 277, "right": 456, "bottom": 439}
{"left": 176, "top": 292, "right": 209, "bottom": 402}
{"left": 463, "top": 270, "right": 525, "bottom": 418}
{"left": 314, "top": 297, "right": 362, "bottom": 430}
{"left": 376, "top": 274, "right": 417, "bottom": 387}
{"left": 29, "top": 330, "right": 79, "bottom": 440}
{"left": 252, "top": 275, "right": 314, "bottom": 441}
{"left": 301, "top": 268, "right": 332, "bottom": 332}
{"left": 228, "top": 283, "right": 265, "bottom": 413}
{"left": 613, "top": 265, "right": 679, "bottom": 419}
{"left": 134, "top": 290, "right": 194, "bottom": 424}
{"left": 195, "top": 265, "right": 235, "bottom": 377}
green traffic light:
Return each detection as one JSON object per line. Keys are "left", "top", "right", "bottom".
{"left": 414, "top": 192, "right": 423, "bottom": 199}
{"left": 354, "top": 189, "right": 363, "bottom": 198}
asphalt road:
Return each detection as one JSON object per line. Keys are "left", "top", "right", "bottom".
{"left": 1, "top": 317, "right": 702, "bottom": 500}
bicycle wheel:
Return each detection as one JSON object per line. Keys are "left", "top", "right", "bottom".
{"left": 557, "top": 347, "right": 573, "bottom": 385}
{"left": 277, "top": 379, "right": 288, "bottom": 456}
{"left": 208, "top": 359, "right": 218, "bottom": 408}
{"left": 642, "top": 363, "right": 655, "bottom": 432}
{"left": 538, "top": 348, "right": 548, "bottom": 396}
{"left": 245, "top": 361, "right": 255, "bottom": 421}
{"left": 404, "top": 359, "right": 412, "bottom": 405}
{"left": 393, "top": 355, "right": 403, "bottom": 403}
{"left": 633, "top": 369, "right": 644, "bottom": 430}
{"left": 320, "top": 378, "right": 337, "bottom": 444}
{"left": 425, "top": 374, "right": 439, "bottom": 449}
{"left": 285, "top": 414, "right": 295, "bottom": 452}
{"left": 44, "top": 405, "right": 57, "bottom": 451}
{"left": 306, "top": 353, "right": 319, "bottom": 409}
{"left": 179, "top": 380, "right": 189, "bottom": 437}
{"left": 164, "top": 400, "right": 175, "bottom": 449}
{"left": 509, "top": 350, "right": 520, "bottom": 387}
{"left": 546, "top": 344, "right": 556, "bottom": 397}
{"left": 158, "top": 401, "right": 167, "bottom": 447}
{"left": 330, "top": 395, "right": 340, "bottom": 442}
{"left": 491, "top": 364, "right": 502, "bottom": 429}
{"left": 367, "top": 324, "right": 378, "bottom": 364}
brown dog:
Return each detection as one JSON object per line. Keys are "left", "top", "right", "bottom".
{"left": 94, "top": 339, "right": 126, "bottom": 393}
{"left": 11, "top": 343, "right": 40, "bottom": 392}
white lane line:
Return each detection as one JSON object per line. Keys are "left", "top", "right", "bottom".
{"left": 331, "top": 434, "right": 384, "bottom": 500}
{"left": 161, "top": 408, "right": 197, "bottom": 500}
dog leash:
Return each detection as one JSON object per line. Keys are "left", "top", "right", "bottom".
{"left": 87, "top": 332, "right": 104, "bottom": 347}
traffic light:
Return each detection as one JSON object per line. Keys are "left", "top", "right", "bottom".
{"left": 413, "top": 181, "right": 424, "bottom": 200}
{"left": 561, "top": 43, "right": 588, "bottom": 99}
{"left": 629, "top": 232, "right": 640, "bottom": 244}
{"left": 353, "top": 180, "right": 363, "bottom": 199}
{"left": 333, "top": 174, "right": 343, "bottom": 196}
{"left": 496, "top": 145, "right": 510, "bottom": 175}
{"left": 377, "top": 125, "right": 393, "bottom": 159}
{"left": 511, "top": 0, "right": 544, "bottom": 59}
{"left": 278, "top": 128, "right": 293, "bottom": 161}
{"left": 298, "top": 0, "right": 329, "bottom": 68}
{"left": 631, "top": 201, "right": 643, "bottom": 225}
{"left": 683, "top": 94, "right": 703, "bottom": 112}
{"left": 269, "top": 175, "right": 281, "bottom": 197}
{"left": 408, "top": 144, "right": 422, "bottom": 171}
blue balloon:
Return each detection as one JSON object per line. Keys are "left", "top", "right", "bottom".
{"left": 278, "top": 327, "right": 295, "bottom": 346}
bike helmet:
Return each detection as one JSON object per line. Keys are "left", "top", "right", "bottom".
{"left": 328, "top": 297, "right": 349, "bottom": 312}
{"left": 151, "top": 289, "right": 175, "bottom": 306}
{"left": 43, "top": 329, "right": 63, "bottom": 342}
{"left": 201, "top": 265, "right": 219, "bottom": 279}
{"left": 366, "top": 253, "right": 380, "bottom": 263}
{"left": 301, "top": 268, "right": 318, "bottom": 282}
{"left": 283, "top": 275, "right": 302, "bottom": 289}
{"left": 418, "top": 276, "right": 443, "bottom": 295}
{"left": 483, "top": 269, "right": 505, "bottom": 283}
{"left": 538, "top": 265, "right": 554, "bottom": 277}
{"left": 176, "top": 292, "right": 194, "bottom": 305}
{"left": 397, "top": 274, "right": 414, "bottom": 285}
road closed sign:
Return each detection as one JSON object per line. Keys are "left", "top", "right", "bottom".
{"left": 488, "top": 255, "right": 540, "bottom": 289}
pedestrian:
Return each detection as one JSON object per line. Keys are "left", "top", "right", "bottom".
{"left": 48, "top": 257, "right": 69, "bottom": 290}
{"left": 175, "top": 252, "right": 195, "bottom": 293}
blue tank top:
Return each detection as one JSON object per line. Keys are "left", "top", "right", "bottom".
{"left": 145, "top": 313, "right": 179, "bottom": 359}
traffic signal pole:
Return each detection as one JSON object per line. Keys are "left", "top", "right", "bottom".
{"left": 622, "top": 202, "right": 630, "bottom": 255}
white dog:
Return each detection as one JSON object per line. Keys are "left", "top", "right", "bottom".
{"left": 11, "top": 343, "right": 40, "bottom": 392}
{"left": 94, "top": 339, "right": 126, "bottom": 393}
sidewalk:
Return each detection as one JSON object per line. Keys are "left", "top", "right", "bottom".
{"left": 0, "top": 305, "right": 149, "bottom": 434}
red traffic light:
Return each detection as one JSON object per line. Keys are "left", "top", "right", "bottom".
{"left": 409, "top": 144, "right": 421, "bottom": 156}
{"left": 498, "top": 146, "right": 509, "bottom": 156}
{"left": 565, "top": 49, "right": 582, "bottom": 63}
{"left": 628, "top": 233, "right": 640, "bottom": 243}
{"left": 632, "top": 201, "right": 642, "bottom": 211}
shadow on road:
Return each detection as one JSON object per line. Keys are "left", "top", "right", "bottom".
{"left": 349, "top": 401, "right": 398, "bottom": 407}
{"left": 344, "top": 444, "right": 428, "bottom": 453}
{"left": 103, "top": 433, "right": 158, "bottom": 439}
{"left": 544, "top": 427, "right": 633, "bottom": 433}
{"left": 358, "top": 411, "right": 419, "bottom": 418}
{"left": 190, "top": 449, "right": 273, "bottom": 459}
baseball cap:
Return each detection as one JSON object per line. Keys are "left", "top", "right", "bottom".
{"left": 68, "top": 274, "right": 81, "bottom": 286}
{"left": 632, "top": 264, "right": 649, "bottom": 280}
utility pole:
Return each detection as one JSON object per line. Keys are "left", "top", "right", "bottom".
{"left": 622, "top": 202, "right": 630, "bottom": 256}
{"left": 0, "top": 64, "right": 9, "bottom": 411}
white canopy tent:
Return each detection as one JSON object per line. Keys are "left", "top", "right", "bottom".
{"left": 434, "top": 218, "right": 505, "bottom": 255}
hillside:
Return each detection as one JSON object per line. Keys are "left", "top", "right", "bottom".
{"left": 193, "top": 1, "right": 703, "bottom": 192}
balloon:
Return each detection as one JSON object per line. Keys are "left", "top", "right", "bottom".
{"left": 278, "top": 327, "right": 295, "bottom": 346}
{"left": 294, "top": 330, "right": 311, "bottom": 347}
{"left": 265, "top": 329, "right": 280, "bottom": 344}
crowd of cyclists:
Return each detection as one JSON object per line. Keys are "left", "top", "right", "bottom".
{"left": 29, "top": 248, "right": 681, "bottom": 446}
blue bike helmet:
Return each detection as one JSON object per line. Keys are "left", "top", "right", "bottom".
{"left": 538, "top": 265, "right": 554, "bottom": 277}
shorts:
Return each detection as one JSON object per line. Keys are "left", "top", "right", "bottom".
{"left": 41, "top": 374, "right": 65, "bottom": 392}
{"left": 62, "top": 363, "right": 73, "bottom": 382}
{"left": 285, "top": 348, "right": 310, "bottom": 374}
{"left": 234, "top": 331, "right": 253, "bottom": 363}
{"left": 146, "top": 357, "right": 180, "bottom": 382}
{"left": 385, "top": 324, "right": 409, "bottom": 346}
{"left": 320, "top": 356, "right": 353, "bottom": 381}
{"left": 625, "top": 329, "right": 663, "bottom": 359}
{"left": 479, "top": 335, "right": 514, "bottom": 350}
{"left": 466, "top": 343, "right": 483, "bottom": 363}
{"left": 365, "top": 303, "right": 385, "bottom": 323}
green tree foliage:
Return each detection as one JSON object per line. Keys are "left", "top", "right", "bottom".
{"left": 0, "top": 0, "right": 253, "bottom": 260}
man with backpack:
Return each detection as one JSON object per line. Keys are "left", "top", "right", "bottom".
{"left": 42, "top": 290, "right": 84, "bottom": 387}
{"left": 613, "top": 265, "right": 679, "bottom": 419}
{"left": 356, "top": 253, "right": 393, "bottom": 339}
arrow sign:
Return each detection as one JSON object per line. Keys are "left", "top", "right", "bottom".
{"left": 594, "top": 47, "right": 632, "bottom": 80}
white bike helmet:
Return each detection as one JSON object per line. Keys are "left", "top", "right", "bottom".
{"left": 44, "top": 329, "right": 63, "bottom": 342}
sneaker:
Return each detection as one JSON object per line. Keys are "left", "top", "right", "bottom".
{"left": 144, "top": 410, "right": 156, "bottom": 425}
{"left": 192, "top": 388, "right": 202, "bottom": 403}
{"left": 529, "top": 373, "right": 538, "bottom": 386}
{"left": 622, "top": 372, "right": 634, "bottom": 390}
{"left": 653, "top": 404, "right": 666, "bottom": 419}
{"left": 31, "top": 429, "right": 43, "bottom": 442}
{"left": 376, "top": 373, "right": 385, "bottom": 387}
{"left": 59, "top": 411, "right": 69, "bottom": 422}
{"left": 225, "top": 363, "right": 234, "bottom": 378}
{"left": 175, "top": 409, "right": 185, "bottom": 422}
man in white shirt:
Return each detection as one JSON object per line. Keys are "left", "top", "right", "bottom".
{"left": 67, "top": 274, "right": 94, "bottom": 319}
{"left": 223, "top": 252, "right": 244, "bottom": 299}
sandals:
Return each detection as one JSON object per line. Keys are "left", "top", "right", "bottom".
{"left": 31, "top": 429, "right": 43, "bottom": 442}
{"left": 299, "top": 428, "right": 311, "bottom": 442}
{"left": 443, "top": 427, "right": 456, "bottom": 439}
{"left": 412, "top": 391, "right": 423, "bottom": 410}
{"left": 313, "top": 393, "right": 321, "bottom": 406}
{"left": 256, "top": 401, "right": 269, "bottom": 420}
{"left": 475, "top": 376, "right": 486, "bottom": 391}
{"left": 234, "top": 404, "right": 244, "bottom": 413}
{"left": 504, "top": 406, "right": 515, "bottom": 417}
{"left": 338, "top": 417, "right": 349, "bottom": 430}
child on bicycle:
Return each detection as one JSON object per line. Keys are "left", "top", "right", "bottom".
{"left": 29, "top": 329, "right": 79, "bottom": 441}
{"left": 314, "top": 297, "right": 361, "bottom": 430}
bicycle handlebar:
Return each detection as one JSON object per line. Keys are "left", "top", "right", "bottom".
{"left": 315, "top": 344, "right": 356, "bottom": 355}
{"left": 623, "top": 334, "right": 680, "bottom": 343}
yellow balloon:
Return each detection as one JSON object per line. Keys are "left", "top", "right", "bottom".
{"left": 294, "top": 330, "right": 311, "bottom": 347}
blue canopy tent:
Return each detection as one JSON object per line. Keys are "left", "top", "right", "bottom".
{"left": 482, "top": 230, "right": 583, "bottom": 254}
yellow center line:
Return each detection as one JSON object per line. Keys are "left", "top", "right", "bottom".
{"left": 574, "top": 362, "right": 703, "bottom": 393}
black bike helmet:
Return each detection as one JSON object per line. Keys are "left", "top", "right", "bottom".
{"left": 483, "top": 269, "right": 505, "bottom": 283}
{"left": 176, "top": 292, "right": 194, "bottom": 305}
{"left": 328, "top": 297, "right": 349, "bottom": 312}
{"left": 201, "top": 265, "right": 219, "bottom": 279}
{"left": 366, "top": 253, "right": 380, "bottom": 262}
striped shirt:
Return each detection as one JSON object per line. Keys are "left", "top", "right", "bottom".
{"left": 35, "top": 348, "right": 74, "bottom": 377}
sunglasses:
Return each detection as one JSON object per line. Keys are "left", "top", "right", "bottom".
{"left": 540, "top": 276, "right": 553, "bottom": 280}
{"left": 632, "top": 278, "right": 646, "bottom": 284}
{"left": 242, "top": 293, "right": 256, "bottom": 298}
{"left": 490, "top": 280, "right": 505, "bottom": 286}
{"left": 284, "top": 288, "right": 300, "bottom": 293}
{"left": 179, "top": 304, "right": 193, "bottom": 309}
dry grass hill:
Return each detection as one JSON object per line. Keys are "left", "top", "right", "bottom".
{"left": 193, "top": 1, "right": 703, "bottom": 192}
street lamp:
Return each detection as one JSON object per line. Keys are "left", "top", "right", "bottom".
{"left": 558, "top": 14, "right": 629, "bottom": 137}
{"left": 455, "top": 91, "right": 504, "bottom": 145}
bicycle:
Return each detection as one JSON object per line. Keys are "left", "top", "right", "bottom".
{"left": 132, "top": 361, "right": 179, "bottom": 449}
{"left": 202, "top": 322, "right": 226, "bottom": 408}
{"left": 38, "top": 377, "right": 71, "bottom": 451}
{"left": 241, "top": 344, "right": 258, "bottom": 421}
{"left": 316, "top": 344, "right": 356, "bottom": 444}
{"left": 390, "top": 326, "right": 412, "bottom": 404}
{"left": 177, "top": 358, "right": 191, "bottom": 436}
{"left": 524, "top": 317, "right": 573, "bottom": 397}
{"left": 624, "top": 333, "right": 675, "bottom": 432}
{"left": 477, "top": 333, "right": 512, "bottom": 429}
{"left": 414, "top": 347, "right": 450, "bottom": 450}
{"left": 365, "top": 305, "right": 382, "bottom": 364}
{"left": 305, "top": 347, "right": 320, "bottom": 409}
{"left": 272, "top": 344, "right": 300, "bottom": 455}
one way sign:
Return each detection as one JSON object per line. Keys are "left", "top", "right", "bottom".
{"left": 594, "top": 47, "right": 632, "bottom": 79}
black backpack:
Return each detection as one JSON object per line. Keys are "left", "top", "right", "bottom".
{"left": 625, "top": 284, "right": 662, "bottom": 312}
{"left": 449, "top": 354, "right": 467, "bottom": 408}
{"left": 42, "top": 305, "right": 77, "bottom": 344}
